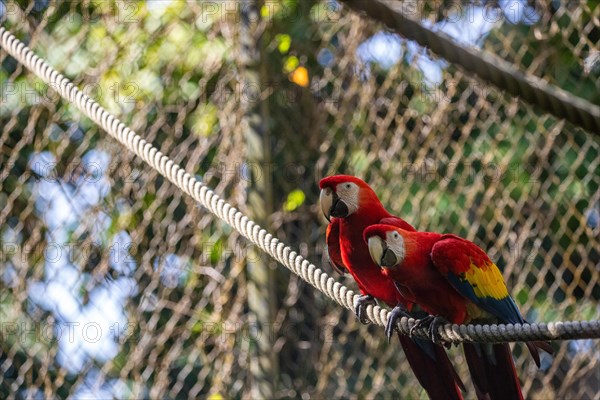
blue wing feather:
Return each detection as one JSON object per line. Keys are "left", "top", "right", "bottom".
{"left": 433, "top": 237, "right": 526, "bottom": 324}
{"left": 446, "top": 272, "right": 524, "bottom": 324}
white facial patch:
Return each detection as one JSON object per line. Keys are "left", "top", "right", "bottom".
{"left": 385, "top": 230, "right": 406, "bottom": 265}
{"left": 335, "top": 182, "right": 360, "bottom": 215}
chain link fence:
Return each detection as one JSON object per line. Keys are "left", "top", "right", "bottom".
{"left": 1, "top": 1, "right": 598, "bottom": 399}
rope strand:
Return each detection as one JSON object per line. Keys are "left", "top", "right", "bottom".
{"left": 1, "top": 26, "right": 598, "bottom": 343}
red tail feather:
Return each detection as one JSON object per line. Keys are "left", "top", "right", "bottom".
{"left": 464, "top": 343, "right": 523, "bottom": 400}
{"left": 525, "top": 341, "right": 553, "bottom": 367}
{"left": 399, "top": 333, "right": 465, "bottom": 400}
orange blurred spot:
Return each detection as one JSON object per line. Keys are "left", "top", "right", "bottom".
{"left": 290, "top": 66, "right": 309, "bottom": 87}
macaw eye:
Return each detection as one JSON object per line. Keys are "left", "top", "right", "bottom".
{"left": 345, "top": 183, "right": 351, "bottom": 189}
{"left": 393, "top": 232, "right": 399, "bottom": 239}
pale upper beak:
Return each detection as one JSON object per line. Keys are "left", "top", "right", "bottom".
{"left": 320, "top": 187, "right": 333, "bottom": 222}
{"left": 367, "top": 235, "right": 398, "bottom": 268}
{"left": 320, "top": 187, "right": 349, "bottom": 221}
{"left": 368, "top": 236, "right": 385, "bottom": 267}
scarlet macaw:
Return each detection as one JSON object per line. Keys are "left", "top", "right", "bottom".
{"left": 320, "top": 175, "right": 466, "bottom": 400}
{"left": 364, "top": 224, "right": 553, "bottom": 400}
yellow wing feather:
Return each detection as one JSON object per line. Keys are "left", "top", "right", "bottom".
{"left": 464, "top": 262, "right": 509, "bottom": 300}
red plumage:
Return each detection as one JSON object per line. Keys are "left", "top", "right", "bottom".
{"left": 366, "top": 230, "right": 472, "bottom": 324}
{"left": 364, "top": 225, "right": 553, "bottom": 400}
{"left": 320, "top": 175, "right": 465, "bottom": 400}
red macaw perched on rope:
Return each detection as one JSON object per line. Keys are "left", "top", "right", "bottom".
{"left": 364, "top": 224, "right": 553, "bottom": 400}
{"left": 319, "top": 175, "right": 466, "bottom": 400}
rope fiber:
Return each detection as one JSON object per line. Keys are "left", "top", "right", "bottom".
{"left": 1, "top": 26, "right": 599, "bottom": 344}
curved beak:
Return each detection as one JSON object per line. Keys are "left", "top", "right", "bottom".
{"left": 320, "top": 187, "right": 350, "bottom": 221}
{"left": 381, "top": 247, "right": 398, "bottom": 268}
{"left": 367, "top": 236, "right": 398, "bottom": 268}
{"left": 320, "top": 187, "right": 333, "bottom": 222}
{"left": 367, "top": 236, "right": 385, "bottom": 267}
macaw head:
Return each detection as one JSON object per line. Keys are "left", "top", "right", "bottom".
{"left": 319, "top": 175, "right": 385, "bottom": 221}
{"left": 363, "top": 225, "right": 406, "bottom": 269}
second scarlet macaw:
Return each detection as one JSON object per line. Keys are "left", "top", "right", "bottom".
{"left": 320, "top": 175, "right": 466, "bottom": 400}
{"left": 364, "top": 224, "right": 553, "bottom": 400}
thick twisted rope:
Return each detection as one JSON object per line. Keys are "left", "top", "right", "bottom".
{"left": 339, "top": 0, "right": 600, "bottom": 134}
{"left": 1, "top": 26, "right": 599, "bottom": 344}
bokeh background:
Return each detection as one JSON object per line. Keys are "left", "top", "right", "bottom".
{"left": 1, "top": 0, "right": 599, "bottom": 398}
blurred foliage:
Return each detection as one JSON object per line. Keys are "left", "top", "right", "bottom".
{"left": 1, "top": 0, "right": 599, "bottom": 399}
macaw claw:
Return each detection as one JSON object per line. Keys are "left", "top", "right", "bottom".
{"left": 385, "top": 305, "right": 411, "bottom": 343}
{"left": 410, "top": 315, "right": 450, "bottom": 346}
{"left": 354, "top": 294, "right": 376, "bottom": 324}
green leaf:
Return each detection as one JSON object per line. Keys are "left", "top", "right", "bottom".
{"left": 191, "top": 104, "right": 218, "bottom": 136}
{"left": 276, "top": 34, "right": 292, "bottom": 54}
{"left": 210, "top": 239, "right": 223, "bottom": 264}
{"left": 350, "top": 150, "right": 368, "bottom": 174}
{"left": 284, "top": 189, "right": 305, "bottom": 212}
{"left": 283, "top": 56, "right": 299, "bottom": 73}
